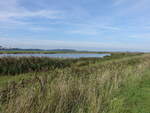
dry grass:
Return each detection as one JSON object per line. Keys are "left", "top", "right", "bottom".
{"left": 0, "top": 54, "right": 150, "bottom": 113}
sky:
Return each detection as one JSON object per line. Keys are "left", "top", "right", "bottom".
{"left": 0, "top": 0, "right": 150, "bottom": 51}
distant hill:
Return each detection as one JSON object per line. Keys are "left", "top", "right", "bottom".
{"left": 49, "top": 49, "right": 77, "bottom": 52}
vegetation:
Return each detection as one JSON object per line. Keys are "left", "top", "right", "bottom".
{"left": 0, "top": 51, "right": 75, "bottom": 54}
{"left": 0, "top": 53, "right": 142, "bottom": 75}
{"left": 0, "top": 57, "right": 77, "bottom": 75}
{"left": 0, "top": 50, "right": 142, "bottom": 54}
{"left": 0, "top": 53, "right": 150, "bottom": 113}
{"left": 0, "top": 50, "right": 108, "bottom": 54}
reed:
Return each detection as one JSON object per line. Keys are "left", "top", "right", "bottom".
{"left": 0, "top": 53, "right": 141, "bottom": 75}
{"left": 0, "top": 53, "right": 150, "bottom": 113}
{"left": 0, "top": 57, "right": 78, "bottom": 75}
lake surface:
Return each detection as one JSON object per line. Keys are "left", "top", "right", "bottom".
{"left": 0, "top": 53, "right": 110, "bottom": 58}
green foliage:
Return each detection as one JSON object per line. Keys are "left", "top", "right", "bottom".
{"left": 0, "top": 57, "right": 78, "bottom": 75}
{"left": 0, "top": 53, "right": 150, "bottom": 113}
{"left": 113, "top": 70, "right": 150, "bottom": 113}
{"left": 0, "top": 52, "right": 141, "bottom": 75}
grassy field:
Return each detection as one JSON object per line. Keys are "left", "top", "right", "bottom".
{"left": 0, "top": 53, "right": 150, "bottom": 113}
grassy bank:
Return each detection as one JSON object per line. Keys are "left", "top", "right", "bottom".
{"left": 112, "top": 69, "right": 150, "bottom": 113}
{"left": 0, "top": 53, "right": 150, "bottom": 113}
{"left": 0, "top": 57, "right": 78, "bottom": 75}
{"left": 0, "top": 53, "right": 142, "bottom": 75}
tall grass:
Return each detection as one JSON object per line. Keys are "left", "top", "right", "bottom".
{"left": 0, "top": 53, "right": 150, "bottom": 113}
{"left": 0, "top": 53, "right": 142, "bottom": 75}
{"left": 0, "top": 57, "right": 78, "bottom": 75}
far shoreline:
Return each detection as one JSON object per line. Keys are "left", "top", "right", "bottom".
{"left": 0, "top": 51, "right": 111, "bottom": 54}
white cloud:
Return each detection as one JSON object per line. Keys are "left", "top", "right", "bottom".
{"left": 130, "top": 33, "right": 150, "bottom": 38}
{"left": 0, "top": 0, "right": 18, "bottom": 11}
{"left": 0, "top": 0, "right": 64, "bottom": 33}
{"left": 0, "top": 10, "right": 62, "bottom": 21}
{"left": 0, "top": 0, "right": 63, "bottom": 27}
{"left": 28, "top": 26, "right": 52, "bottom": 32}
{"left": 113, "top": 0, "right": 126, "bottom": 6}
{"left": 65, "top": 22, "right": 120, "bottom": 35}
{"left": 1, "top": 37, "right": 150, "bottom": 51}
{"left": 0, "top": 0, "right": 120, "bottom": 35}
{"left": 113, "top": 0, "right": 150, "bottom": 16}
{"left": 69, "top": 29, "right": 98, "bottom": 35}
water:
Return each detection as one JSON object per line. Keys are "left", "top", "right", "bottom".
{"left": 0, "top": 53, "right": 110, "bottom": 58}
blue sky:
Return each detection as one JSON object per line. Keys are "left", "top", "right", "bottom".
{"left": 0, "top": 0, "right": 150, "bottom": 51}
